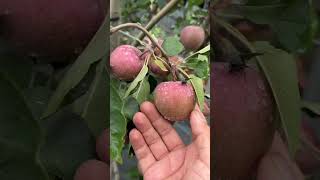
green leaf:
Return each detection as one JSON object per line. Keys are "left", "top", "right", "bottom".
{"left": 197, "top": 54, "right": 207, "bottom": 61}
{"left": 185, "top": 44, "right": 210, "bottom": 61}
{"left": 61, "top": 64, "right": 96, "bottom": 107}
{"left": 185, "top": 55, "right": 209, "bottom": 79}
{"left": 301, "top": 100, "right": 320, "bottom": 116}
{"left": 163, "top": 36, "right": 184, "bottom": 56}
{"left": 124, "top": 97, "right": 140, "bottom": 120}
{"left": 189, "top": 75, "right": 204, "bottom": 111}
{"left": 196, "top": 44, "right": 210, "bottom": 54}
{"left": 110, "top": 81, "right": 127, "bottom": 163}
{"left": 132, "top": 76, "right": 151, "bottom": 104}
{"left": 242, "top": 0, "right": 316, "bottom": 52}
{"left": 124, "top": 64, "right": 148, "bottom": 98}
{"left": 188, "top": 0, "right": 204, "bottom": 8}
{"left": 254, "top": 41, "right": 301, "bottom": 156}
{"left": 300, "top": 2, "right": 319, "bottom": 52}
{"left": 0, "top": 73, "right": 48, "bottom": 180}
{"left": 24, "top": 86, "right": 52, "bottom": 120}
{"left": 81, "top": 56, "right": 108, "bottom": 137}
{"left": 42, "top": 17, "right": 109, "bottom": 118}
{"left": 0, "top": 54, "right": 33, "bottom": 89}
{"left": 154, "top": 58, "right": 168, "bottom": 72}
{"left": 193, "top": 61, "right": 209, "bottom": 79}
{"left": 40, "top": 110, "right": 96, "bottom": 179}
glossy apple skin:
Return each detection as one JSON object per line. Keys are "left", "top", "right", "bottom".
{"left": 154, "top": 81, "right": 195, "bottom": 121}
{"left": 1, "top": 0, "right": 105, "bottom": 59}
{"left": 180, "top": 25, "right": 205, "bottom": 51}
{"left": 110, "top": 45, "right": 143, "bottom": 81}
{"left": 212, "top": 63, "right": 275, "bottom": 179}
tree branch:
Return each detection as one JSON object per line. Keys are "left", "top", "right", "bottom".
{"left": 110, "top": 23, "right": 169, "bottom": 60}
{"left": 133, "top": 0, "right": 181, "bottom": 46}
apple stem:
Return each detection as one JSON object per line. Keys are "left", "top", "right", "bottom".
{"left": 177, "top": 67, "right": 191, "bottom": 80}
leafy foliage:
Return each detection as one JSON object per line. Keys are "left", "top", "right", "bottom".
{"left": 43, "top": 17, "right": 109, "bottom": 118}
{"left": 40, "top": 109, "right": 96, "bottom": 179}
{"left": 301, "top": 100, "right": 320, "bottom": 116}
{"left": 255, "top": 41, "right": 301, "bottom": 155}
{"left": 184, "top": 45, "right": 210, "bottom": 79}
{"left": 163, "top": 36, "right": 184, "bottom": 56}
{"left": 110, "top": 80, "right": 127, "bottom": 163}
{"left": 0, "top": 72, "right": 48, "bottom": 180}
{"left": 241, "top": 0, "right": 318, "bottom": 52}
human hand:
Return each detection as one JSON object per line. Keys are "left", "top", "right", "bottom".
{"left": 257, "top": 132, "right": 304, "bottom": 180}
{"left": 129, "top": 101, "right": 210, "bottom": 180}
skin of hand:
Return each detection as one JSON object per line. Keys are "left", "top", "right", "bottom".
{"left": 129, "top": 101, "right": 210, "bottom": 180}
{"left": 257, "top": 131, "right": 304, "bottom": 180}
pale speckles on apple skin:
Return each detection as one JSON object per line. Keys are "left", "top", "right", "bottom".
{"left": 154, "top": 81, "right": 195, "bottom": 121}
{"left": 211, "top": 62, "right": 275, "bottom": 179}
{"left": 110, "top": 45, "right": 144, "bottom": 81}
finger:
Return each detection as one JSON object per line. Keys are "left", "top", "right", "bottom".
{"left": 190, "top": 105, "right": 210, "bottom": 166}
{"left": 133, "top": 112, "right": 169, "bottom": 160}
{"left": 194, "top": 132, "right": 210, "bottom": 167}
{"left": 129, "top": 129, "right": 156, "bottom": 174}
{"left": 268, "top": 131, "right": 290, "bottom": 160}
{"left": 190, "top": 105, "right": 210, "bottom": 138}
{"left": 140, "top": 101, "right": 185, "bottom": 151}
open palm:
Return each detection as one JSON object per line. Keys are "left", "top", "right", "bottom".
{"left": 129, "top": 101, "right": 210, "bottom": 180}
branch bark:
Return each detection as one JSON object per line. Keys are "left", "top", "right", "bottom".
{"left": 110, "top": 0, "right": 122, "bottom": 50}
{"left": 111, "top": 23, "right": 169, "bottom": 60}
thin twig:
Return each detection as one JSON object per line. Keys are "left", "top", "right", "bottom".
{"left": 214, "top": 15, "right": 255, "bottom": 53}
{"left": 111, "top": 23, "right": 169, "bottom": 60}
{"left": 177, "top": 67, "right": 191, "bottom": 79}
{"left": 117, "top": 29, "right": 147, "bottom": 47}
{"left": 133, "top": 0, "right": 181, "bottom": 45}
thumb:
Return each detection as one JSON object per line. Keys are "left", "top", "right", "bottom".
{"left": 190, "top": 104, "right": 209, "bottom": 138}
{"left": 190, "top": 104, "right": 210, "bottom": 167}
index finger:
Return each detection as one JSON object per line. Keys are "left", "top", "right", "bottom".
{"left": 140, "top": 101, "right": 185, "bottom": 151}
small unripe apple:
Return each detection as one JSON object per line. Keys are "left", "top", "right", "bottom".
{"left": 96, "top": 129, "right": 109, "bottom": 164}
{"left": 110, "top": 45, "right": 143, "bottom": 81}
{"left": 154, "top": 38, "right": 164, "bottom": 57}
{"left": 74, "top": 159, "right": 109, "bottom": 180}
{"left": 148, "top": 57, "right": 170, "bottom": 77}
{"left": 148, "top": 56, "right": 182, "bottom": 77}
{"left": 180, "top": 25, "right": 205, "bottom": 51}
{"left": 154, "top": 81, "right": 195, "bottom": 121}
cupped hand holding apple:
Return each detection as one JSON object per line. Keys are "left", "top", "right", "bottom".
{"left": 129, "top": 101, "right": 210, "bottom": 180}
